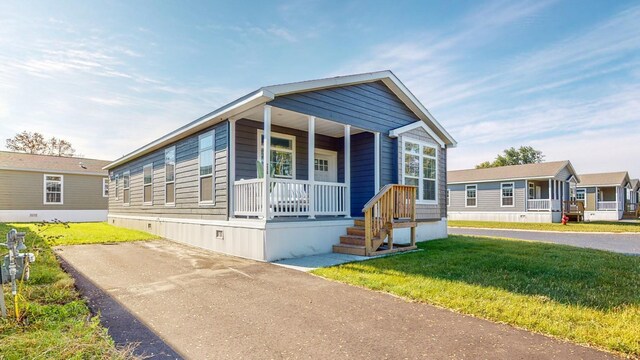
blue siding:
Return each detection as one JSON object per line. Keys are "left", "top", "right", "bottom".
{"left": 267, "top": 81, "right": 420, "bottom": 133}
{"left": 350, "top": 132, "right": 374, "bottom": 216}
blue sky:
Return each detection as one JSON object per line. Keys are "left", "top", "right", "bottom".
{"left": 0, "top": 0, "right": 638, "bottom": 177}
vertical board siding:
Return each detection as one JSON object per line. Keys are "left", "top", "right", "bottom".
{"left": 448, "top": 180, "right": 527, "bottom": 212}
{"left": 267, "top": 81, "right": 421, "bottom": 134}
{"left": 234, "top": 119, "right": 344, "bottom": 181}
{"left": 396, "top": 126, "right": 447, "bottom": 220}
{"left": 109, "top": 121, "right": 228, "bottom": 220}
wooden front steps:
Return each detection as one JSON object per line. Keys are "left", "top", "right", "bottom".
{"left": 333, "top": 220, "right": 417, "bottom": 256}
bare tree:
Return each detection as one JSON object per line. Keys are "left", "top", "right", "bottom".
{"left": 6, "top": 131, "right": 76, "bottom": 157}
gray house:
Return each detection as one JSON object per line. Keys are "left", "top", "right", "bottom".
{"left": 447, "top": 161, "right": 578, "bottom": 223}
{"left": 104, "top": 71, "right": 457, "bottom": 261}
{"left": 576, "top": 172, "right": 631, "bottom": 221}
{"left": 0, "top": 151, "right": 110, "bottom": 222}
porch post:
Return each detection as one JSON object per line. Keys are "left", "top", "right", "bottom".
{"left": 548, "top": 179, "right": 552, "bottom": 212}
{"left": 525, "top": 180, "right": 528, "bottom": 211}
{"left": 308, "top": 116, "right": 316, "bottom": 219}
{"left": 263, "top": 105, "right": 271, "bottom": 220}
{"left": 616, "top": 186, "right": 619, "bottom": 211}
{"left": 374, "top": 131, "right": 380, "bottom": 192}
{"left": 344, "top": 124, "right": 351, "bottom": 218}
{"left": 229, "top": 119, "right": 236, "bottom": 218}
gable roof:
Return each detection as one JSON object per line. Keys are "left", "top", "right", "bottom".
{"left": 0, "top": 151, "right": 109, "bottom": 176}
{"left": 631, "top": 179, "right": 639, "bottom": 190}
{"left": 448, "top": 161, "right": 576, "bottom": 184}
{"left": 577, "top": 171, "right": 630, "bottom": 187}
{"left": 105, "top": 70, "right": 456, "bottom": 170}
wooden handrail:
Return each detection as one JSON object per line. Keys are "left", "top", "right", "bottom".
{"left": 362, "top": 184, "right": 417, "bottom": 255}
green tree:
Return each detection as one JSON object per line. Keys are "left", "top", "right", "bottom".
{"left": 476, "top": 146, "right": 544, "bottom": 169}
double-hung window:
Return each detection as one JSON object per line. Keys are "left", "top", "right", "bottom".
{"left": 123, "top": 171, "right": 130, "bottom": 205}
{"left": 44, "top": 174, "right": 63, "bottom": 204}
{"left": 446, "top": 189, "right": 450, "bottom": 207}
{"left": 199, "top": 131, "right": 215, "bottom": 204}
{"left": 403, "top": 140, "right": 437, "bottom": 203}
{"left": 165, "top": 146, "right": 176, "bottom": 205}
{"left": 257, "top": 130, "right": 295, "bottom": 178}
{"left": 143, "top": 164, "right": 153, "bottom": 205}
{"left": 465, "top": 184, "right": 477, "bottom": 207}
{"left": 102, "top": 178, "right": 109, "bottom": 197}
{"left": 576, "top": 188, "right": 586, "bottom": 206}
{"left": 115, "top": 175, "right": 120, "bottom": 200}
{"left": 501, "top": 182, "right": 514, "bottom": 207}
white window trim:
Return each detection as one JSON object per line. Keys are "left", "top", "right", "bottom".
{"left": 165, "top": 146, "right": 176, "bottom": 206}
{"left": 198, "top": 130, "right": 216, "bottom": 206}
{"left": 115, "top": 174, "right": 120, "bottom": 200}
{"left": 465, "top": 184, "right": 477, "bottom": 208}
{"left": 142, "top": 163, "right": 153, "bottom": 205}
{"left": 257, "top": 130, "right": 296, "bottom": 179}
{"left": 576, "top": 188, "right": 587, "bottom": 207}
{"left": 500, "top": 182, "right": 515, "bottom": 208}
{"left": 102, "top": 178, "right": 109, "bottom": 198}
{"left": 401, "top": 138, "right": 438, "bottom": 205}
{"left": 123, "top": 170, "right": 130, "bottom": 206}
{"left": 43, "top": 174, "right": 64, "bottom": 205}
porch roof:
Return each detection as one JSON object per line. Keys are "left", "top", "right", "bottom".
{"left": 104, "top": 70, "right": 455, "bottom": 170}
{"left": 448, "top": 160, "right": 576, "bottom": 184}
{"left": 577, "top": 172, "right": 630, "bottom": 187}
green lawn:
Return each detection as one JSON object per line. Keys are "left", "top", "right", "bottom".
{"left": 13, "top": 222, "right": 158, "bottom": 246}
{"left": 0, "top": 223, "right": 138, "bottom": 359}
{"left": 312, "top": 236, "right": 640, "bottom": 357}
{"left": 448, "top": 220, "right": 640, "bottom": 233}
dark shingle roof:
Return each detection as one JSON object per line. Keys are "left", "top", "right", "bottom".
{"left": 0, "top": 151, "right": 109, "bottom": 175}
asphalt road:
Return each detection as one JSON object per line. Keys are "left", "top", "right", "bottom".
{"left": 55, "top": 240, "right": 616, "bottom": 360}
{"left": 449, "top": 227, "right": 640, "bottom": 254}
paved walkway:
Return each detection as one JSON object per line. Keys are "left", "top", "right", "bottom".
{"left": 449, "top": 227, "right": 640, "bottom": 254}
{"left": 55, "top": 240, "right": 616, "bottom": 359}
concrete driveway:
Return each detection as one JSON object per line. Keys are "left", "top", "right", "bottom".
{"left": 449, "top": 227, "right": 640, "bottom": 254}
{"left": 55, "top": 240, "right": 616, "bottom": 360}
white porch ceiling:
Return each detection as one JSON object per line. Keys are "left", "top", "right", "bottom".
{"left": 240, "top": 106, "right": 366, "bottom": 138}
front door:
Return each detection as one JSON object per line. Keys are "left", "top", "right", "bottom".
{"left": 314, "top": 149, "right": 337, "bottom": 182}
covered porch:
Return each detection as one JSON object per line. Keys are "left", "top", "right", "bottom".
{"left": 229, "top": 104, "right": 381, "bottom": 220}
{"left": 525, "top": 179, "right": 564, "bottom": 212}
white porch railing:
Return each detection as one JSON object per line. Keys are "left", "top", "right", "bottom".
{"left": 597, "top": 201, "right": 619, "bottom": 211}
{"left": 233, "top": 179, "right": 264, "bottom": 216}
{"left": 233, "top": 179, "right": 349, "bottom": 218}
{"left": 527, "top": 199, "right": 550, "bottom": 211}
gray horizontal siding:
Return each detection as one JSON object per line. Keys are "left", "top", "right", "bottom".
{"left": 108, "top": 121, "right": 228, "bottom": 220}
{"left": 448, "top": 180, "right": 526, "bottom": 212}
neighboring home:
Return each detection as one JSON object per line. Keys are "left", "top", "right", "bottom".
{"left": 577, "top": 172, "right": 631, "bottom": 221}
{"left": 627, "top": 179, "right": 639, "bottom": 216}
{"left": 104, "top": 71, "right": 457, "bottom": 261}
{"left": 0, "top": 151, "right": 110, "bottom": 222}
{"left": 447, "top": 161, "right": 578, "bottom": 223}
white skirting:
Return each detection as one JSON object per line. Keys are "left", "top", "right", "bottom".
{"left": 0, "top": 210, "right": 107, "bottom": 223}
{"left": 108, "top": 214, "right": 450, "bottom": 262}
{"left": 584, "top": 211, "right": 621, "bottom": 221}
{"left": 448, "top": 211, "right": 559, "bottom": 223}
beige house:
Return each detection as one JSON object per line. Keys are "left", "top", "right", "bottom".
{"left": 0, "top": 151, "right": 110, "bottom": 222}
{"left": 576, "top": 171, "right": 631, "bottom": 221}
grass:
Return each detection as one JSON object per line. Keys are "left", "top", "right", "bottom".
{"left": 0, "top": 223, "right": 138, "bottom": 359}
{"left": 312, "top": 236, "right": 640, "bottom": 357}
{"left": 449, "top": 219, "right": 640, "bottom": 233}
{"left": 12, "top": 222, "right": 158, "bottom": 246}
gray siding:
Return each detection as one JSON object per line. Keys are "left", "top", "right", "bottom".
{"left": 448, "top": 180, "right": 527, "bottom": 212}
{"left": 234, "top": 119, "right": 344, "bottom": 181}
{"left": 0, "top": 169, "right": 107, "bottom": 210}
{"left": 108, "top": 122, "right": 228, "bottom": 220}
{"left": 396, "top": 127, "right": 447, "bottom": 220}
{"left": 556, "top": 167, "right": 572, "bottom": 181}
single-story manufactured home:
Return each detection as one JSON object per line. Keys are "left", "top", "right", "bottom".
{"left": 577, "top": 171, "right": 631, "bottom": 221}
{"left": 627, "top": 179, "right": 639, "bottom": 217}
{"left": 104, "top": 71, "right": 457, "bottom": 261}
{"left": 0, "top": 151, "right": 110, "bottom": 222}
{"left": 447, "top": 161, "right": 578, "bottom": 223}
